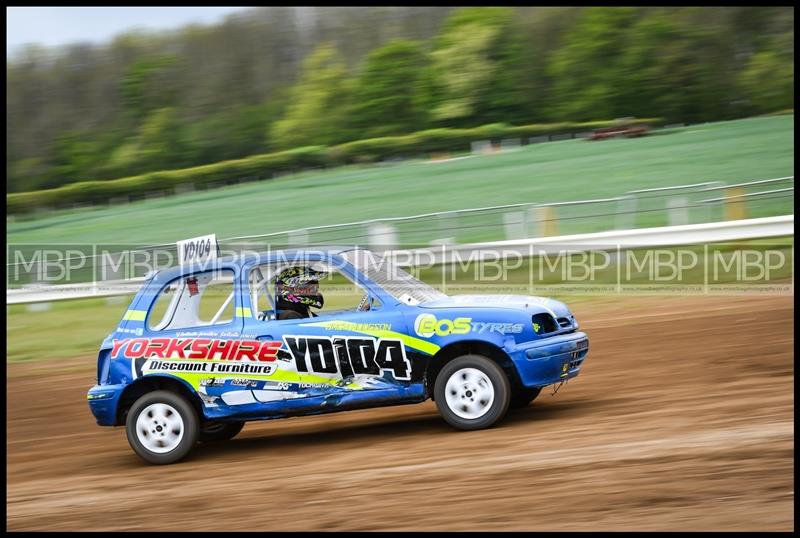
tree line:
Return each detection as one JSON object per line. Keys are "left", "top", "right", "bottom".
{"left": 6, "top": 6, "right": 794, "bottom": 194}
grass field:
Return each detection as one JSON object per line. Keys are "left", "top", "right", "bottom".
{"left": 7, "top": 115, "right": 794, "bottom": 246}
{"left": 7, "top": 237, "right": 793, "bottom": 363}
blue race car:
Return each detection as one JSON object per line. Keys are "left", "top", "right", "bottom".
{"left": 87, "top": 247, "right": 589, "bottom": 464}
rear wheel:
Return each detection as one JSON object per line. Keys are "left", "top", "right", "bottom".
{"left": 126, "top": 390, "right": 199, "bottom": 465}
{"left": 509, "top": 386, "right": 542, "bottom": 409}
{"left": 434, "top": 354, "right": 510, "bottom": 430}
{"left": 199, "top": 420, "right": 245, "bottom": 443}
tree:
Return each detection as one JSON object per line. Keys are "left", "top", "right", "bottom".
{"left": 511, "top": 8, "right": 584, "bottom": 123}
{"left": 349, "top": 40, "right": 431, "bottom": 137}
{"left": 270, "top": 44, "right": 354, "bottom": 149}
{"left": 613, "top": 10, "right": 718, "bottom": 122}
{"left": 547, "top": 7, "right": 641, "bottom": 121}
{"left": 429, "top": 8, "right": 521, "bottom": 126}
{"left": 738, "top": 33, "right": 794, "bottom": 113}
{"left": 103, "top": 107, "right": 188, "bottom": 177}
{"left": 184, "top": 101, "right": 284, "bottom": 164}
{"left": 120, "top": 53, "right": 178, "bottom": 123}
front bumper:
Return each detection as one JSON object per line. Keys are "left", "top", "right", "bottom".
{"left": 87, "top": 384, "right": 126, "bottom": 426}
{"left": 508, "top": 331, "right": 589, "bottom": 388}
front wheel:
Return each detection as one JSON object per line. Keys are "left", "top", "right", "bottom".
{"left": 126, "top": 390, "right": 199, "bottom": 465}
{"left": 199, "top": 420, "right": 245, "bottom": 443}
{"left": 434, "top": 354, "right": 510, "bottom": 430}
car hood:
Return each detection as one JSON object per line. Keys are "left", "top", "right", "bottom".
{"left": 419, "top": 294, "right": 571, "bottom": 317}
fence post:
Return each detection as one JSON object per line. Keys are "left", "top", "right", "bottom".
{"left": 368, "top": 223, "right": 398, "bottom": 253}
{"left": 724, "top": 187, "right": 747, "bottom": 221}
{"left": 667, "top": 196, "right": 689, "bottom": 226}
{"left": 615, "top": 195, "right": 637, "bottom": 230}
{"left": 502, "top": 211, "right": 526, "bottom": 240}
{"left": 500, "top": 138, "right": 520, "bottom": 152}
{"left": 471, "top": 140, "right": 491, "bottom": 155}
{"left": 436, "top": 211, "right": 456, "bottom": 245}
{"left": 534, "top": 206, "right": 558, "bottom": 237}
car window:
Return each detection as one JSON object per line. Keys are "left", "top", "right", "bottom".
{"left": 339, "top": 249, "right": 446, "bottom": 304}
{"left": 148, "top": 269, "right": 235, "bottom": 330}
{"left": 249, "top": 262, "right": 379, "bottom": 321}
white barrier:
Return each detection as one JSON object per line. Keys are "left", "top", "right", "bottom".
{"left": 6, "top": 215, "right": 794, "bottom": 305}
{"left": 384, "top": 215, "right": 794, "bottom": 266}
{"left": 6, "top": 278, "right": 146, "bottom": 305}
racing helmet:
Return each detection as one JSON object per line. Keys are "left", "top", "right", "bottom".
{"left": 275, "top": 266, "right": 327, "bottom": 310}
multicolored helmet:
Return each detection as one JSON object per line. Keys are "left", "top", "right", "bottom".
{"left": 275, "top": 266, "right": 327, "bottom": 309}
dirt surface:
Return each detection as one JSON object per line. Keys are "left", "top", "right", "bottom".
{"left": 7, "top": 295, "right": 794, "bottom": 531}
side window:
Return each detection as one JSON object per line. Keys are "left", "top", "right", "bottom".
{"left": 323, "top": 268, "right": 382, "bottom": 313}
{"left": 248, "top": 262, "right": 381, "bottom": 321}
{"left": 249, "top": 266, "right": 275, "bottom": 320}
{"left": 148, "top": 269, "right": 236, "bottom": 330}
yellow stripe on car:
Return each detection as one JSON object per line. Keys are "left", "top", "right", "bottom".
{"left": 122, "top": 310, "right": 147, "bottom": 321}
{"left": 301, "top": 320, "right": 440, "bottom": 355}
{"left": 235, "top": 307, "right": 252, "bottom": 318}
{"left": 165, "top": 369, "right": 361, "bottom": 390}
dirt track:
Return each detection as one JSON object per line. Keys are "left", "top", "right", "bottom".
{"left": 7, "top": 295, "right": 794, "bottom": 531}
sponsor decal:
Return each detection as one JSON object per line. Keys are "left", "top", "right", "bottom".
{"left": 142, "top": 358, "right": 277, "bottom": 376}
{"left": 471, "top": 322, "right": 524, "bottom": 335}
{"left": 283, "top": 335, "right": 411, "bottom": 380}
{"left": 230, "top": 378, "right": 259, "bottom": 387}
{"left": 116, "top": 326, "right": 144, "bottom": 336}
{"left": 414, "top": 315, "right": 524, "bottom": 337}
{"left": 111, "top": 338, "right": 281, "bottom": 362}
{"left": 301, "top": 320, "right": 392, "bottom": 332}
{"left": 414, "top": 314, "right": 471, "bottom": 337}
{"left": 299, "top": 382, "right": 330, "bottom": 389}
{"left": 265, "top": 381, "right": 291, "bottom": 390}
{"left": 200, "top": 377, "right": 225, "bottom": 387}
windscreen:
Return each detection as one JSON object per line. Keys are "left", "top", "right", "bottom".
{"left": 338, "top": 249, "right": 447, "bottom": 305}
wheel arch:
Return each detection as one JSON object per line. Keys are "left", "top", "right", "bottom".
{"left": 116, "top": 375, "right": 204, "bottom": 426}
{"left": 425, "top": 340, "right": 521, "bottom": 400}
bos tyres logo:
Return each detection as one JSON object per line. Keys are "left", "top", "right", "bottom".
{"left": 414, "top": 314, "right": 524, "bottom": 337}
{"left": 414, "top": 314, "right": 471, "bottom": 337}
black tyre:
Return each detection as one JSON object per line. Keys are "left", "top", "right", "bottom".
{"left": 126, "top": 390, "right": 199, "bottom": 465}
{"left": 509, "top": 386, "right": 542, "bottom": 409}
{"left": 434, "top": 354, "right": 510, "bottom": 430}
{"left": 198, "top": 420, "right": 245, "bottom": 443}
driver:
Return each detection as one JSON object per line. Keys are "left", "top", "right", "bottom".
{"left": 274, "top": 266, "right": 327, "bottom": 320}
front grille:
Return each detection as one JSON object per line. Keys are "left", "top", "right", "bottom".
{"left": 568, "top": 341, "right": 589, "bottom": 370}
{"left": 567, "top": 352, "right": 585, "bottom": 370}
{"left": 568, "top": 352, "right": 584, "bottom": 370}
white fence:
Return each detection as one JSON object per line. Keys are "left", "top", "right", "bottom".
{"left": 6, "top": 174, "right": 794, "bottom": 294}
{"left": 7, "top": 215, "right": 794, "bottom": 305}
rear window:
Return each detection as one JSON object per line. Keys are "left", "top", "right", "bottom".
{"left": 148, "top": 269, "right": 235, "bottom": 331}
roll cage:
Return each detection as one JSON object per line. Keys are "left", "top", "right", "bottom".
{"left": 135, "top": 249, "right": 404, "bottom": 330}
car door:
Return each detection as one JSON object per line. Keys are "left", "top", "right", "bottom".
{"left": 239, "top": 260, "right": 425, "bottom": 413}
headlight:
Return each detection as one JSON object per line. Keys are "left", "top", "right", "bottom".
{"left": 531, "top": 313, "right": 558, "bottom": 334}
